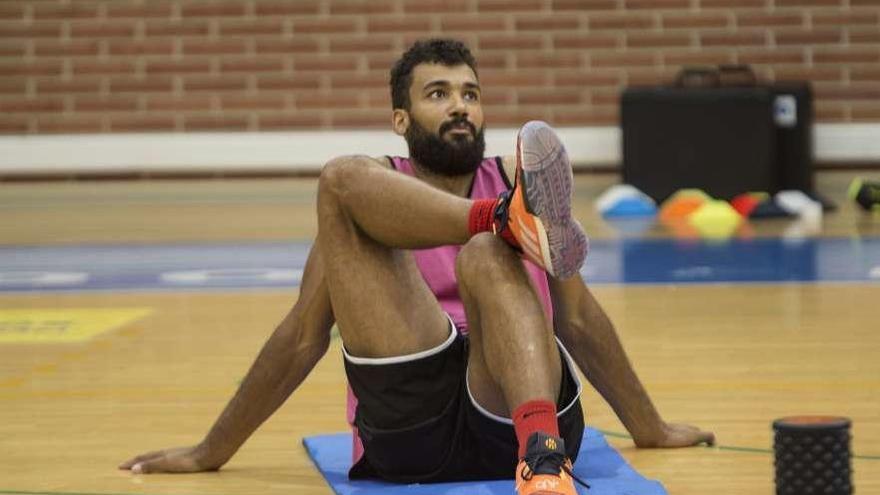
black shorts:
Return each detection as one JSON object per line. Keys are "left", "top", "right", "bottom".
{"left": 343, "top": 315, "right": 585, "bottom": 484}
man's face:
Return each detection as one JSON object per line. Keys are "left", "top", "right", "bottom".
{"left": 400, "top": 63, "right": 486, "bottom": 177}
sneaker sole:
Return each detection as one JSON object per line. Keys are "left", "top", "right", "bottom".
{"left": 517, "top": 121, "right": 588, "bottom": 279}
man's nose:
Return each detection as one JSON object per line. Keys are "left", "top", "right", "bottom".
{"left": 449, "top": 93, "right": 468, "bottom": 115}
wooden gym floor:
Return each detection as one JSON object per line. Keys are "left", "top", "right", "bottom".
{"left": 0, "top": 170, "right": 878, "bottom": 495}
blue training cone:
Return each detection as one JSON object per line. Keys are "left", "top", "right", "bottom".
{"left": 596, "top": 184, "right": 657, "bottom": 218}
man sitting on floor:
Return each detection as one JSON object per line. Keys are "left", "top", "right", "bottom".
{"left": 120, "top": 38, "right": 714, "bottom": 495}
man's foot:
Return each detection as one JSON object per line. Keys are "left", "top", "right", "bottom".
{"left": 494, "top": 121, "right": 588, "bottom": 279}
{"left": 515, "top": 432, "right": 589, "bottom": 495}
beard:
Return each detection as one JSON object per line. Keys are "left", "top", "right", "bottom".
{"left": 404, "top": 116, "right": 486, "bottom": 177}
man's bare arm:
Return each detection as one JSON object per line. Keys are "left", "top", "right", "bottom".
{"left": 549, "top": 275, "right": 714, "bottom": 448}
{"left": 119, "top": 243, "right": 335, "bottom": 473}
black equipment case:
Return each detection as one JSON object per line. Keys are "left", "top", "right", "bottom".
{"left": 621, "top": 66, "right": 814, "bottom": 202}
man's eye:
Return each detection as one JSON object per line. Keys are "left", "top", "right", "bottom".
{"left": 429, "top": 90, "right": 446, "bottom": 99}
{"left": 465, "top": 91, "right": 479, "bottom": 101}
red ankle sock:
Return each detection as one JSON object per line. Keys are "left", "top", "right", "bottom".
{"left": 468, "top": 199, "right": 496, "bottom": 235}
{"left": 512, "top": 400, "right": 559, "bottom": 458}
{"left": 467, "top": 199, "right": 520, "bottom": 248}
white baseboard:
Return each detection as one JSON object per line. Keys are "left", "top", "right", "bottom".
{"left": 0, "top": 124, "right": 876, "bottom": 175}
{"left": 812, "top": 124, "right": 880, "bottom": 163}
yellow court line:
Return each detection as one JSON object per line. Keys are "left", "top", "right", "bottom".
{"left": 0, "top": 308, "right": 152, "bottom": 344}
{"left": 0, "top": 308, "right": 153, "bottom": 389}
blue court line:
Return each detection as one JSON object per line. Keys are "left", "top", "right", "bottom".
{"left": 0, "top": 237, "right": 878, "bottom": 293}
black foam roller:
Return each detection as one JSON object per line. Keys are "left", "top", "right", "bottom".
{"left": 773, "top": 416, "right": 852, "bottom": 495}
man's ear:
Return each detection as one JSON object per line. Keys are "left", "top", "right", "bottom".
{"left": 392, "top": 109, "right": 410, "bottom": 136}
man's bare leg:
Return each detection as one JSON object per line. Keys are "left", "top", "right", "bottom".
{"left": 457, "top": 233, "right": 588, "bottom": 495}
{"left": 316, "top": 161, "right": 453, "bottom": 358}
{"left": 319, "top": 156, "right": 473, "bottom": 251}
{"left": 455, "top": 233, "right": 562, "bottom": 416}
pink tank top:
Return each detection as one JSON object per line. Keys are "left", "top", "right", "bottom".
{"left": 347, "top": 156, "right": 554, "bottom": 462}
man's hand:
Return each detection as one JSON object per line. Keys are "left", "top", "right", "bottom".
{"left": 635, "top": 422, "right": 716, "bottom": 448}
{"left": 119, "top": 444, "right": 222, "bottom": 474}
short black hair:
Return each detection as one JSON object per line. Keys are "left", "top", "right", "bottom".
{"left": 390, "top": 38, "right": 478, "bottom": 111}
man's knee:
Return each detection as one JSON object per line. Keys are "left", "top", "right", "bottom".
{"left": 318, "top": 156, "right": 360, "bottom": 204}
{"left": 456, "top": 233, "right": 518, "bottom": 285}
{"left": 317, "top": 155, "right": 378, "bottom": 220}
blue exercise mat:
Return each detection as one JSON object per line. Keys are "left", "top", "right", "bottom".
{"left": 303, "top": 427, "right": 667, "bottom": 495}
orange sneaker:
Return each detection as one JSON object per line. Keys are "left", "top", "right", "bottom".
{"left": 494, "top": 121, "right": 588, "bottom": 279}
{"left": 515, "top": 432, "right": 590, "bottom": 495}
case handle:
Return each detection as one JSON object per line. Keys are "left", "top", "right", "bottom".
{"left": 674, "top": 67, "right": 721, "bottom": 88}
{"left": 718, "top": 64, "right": 758, "bottom": 87}
{"left": 674, "top": 65, "right": 758, "bottom": 88}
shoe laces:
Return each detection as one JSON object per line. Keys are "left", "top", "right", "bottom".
{"left": 521, "top": 450, "right": 591, "bottom": 490}
{"left": 492, "top": 190, "right": 512, "bottom": 235}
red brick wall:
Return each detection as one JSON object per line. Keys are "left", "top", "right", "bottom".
{"left": 1, "top": 0, "right": 878, "bottom": 134}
